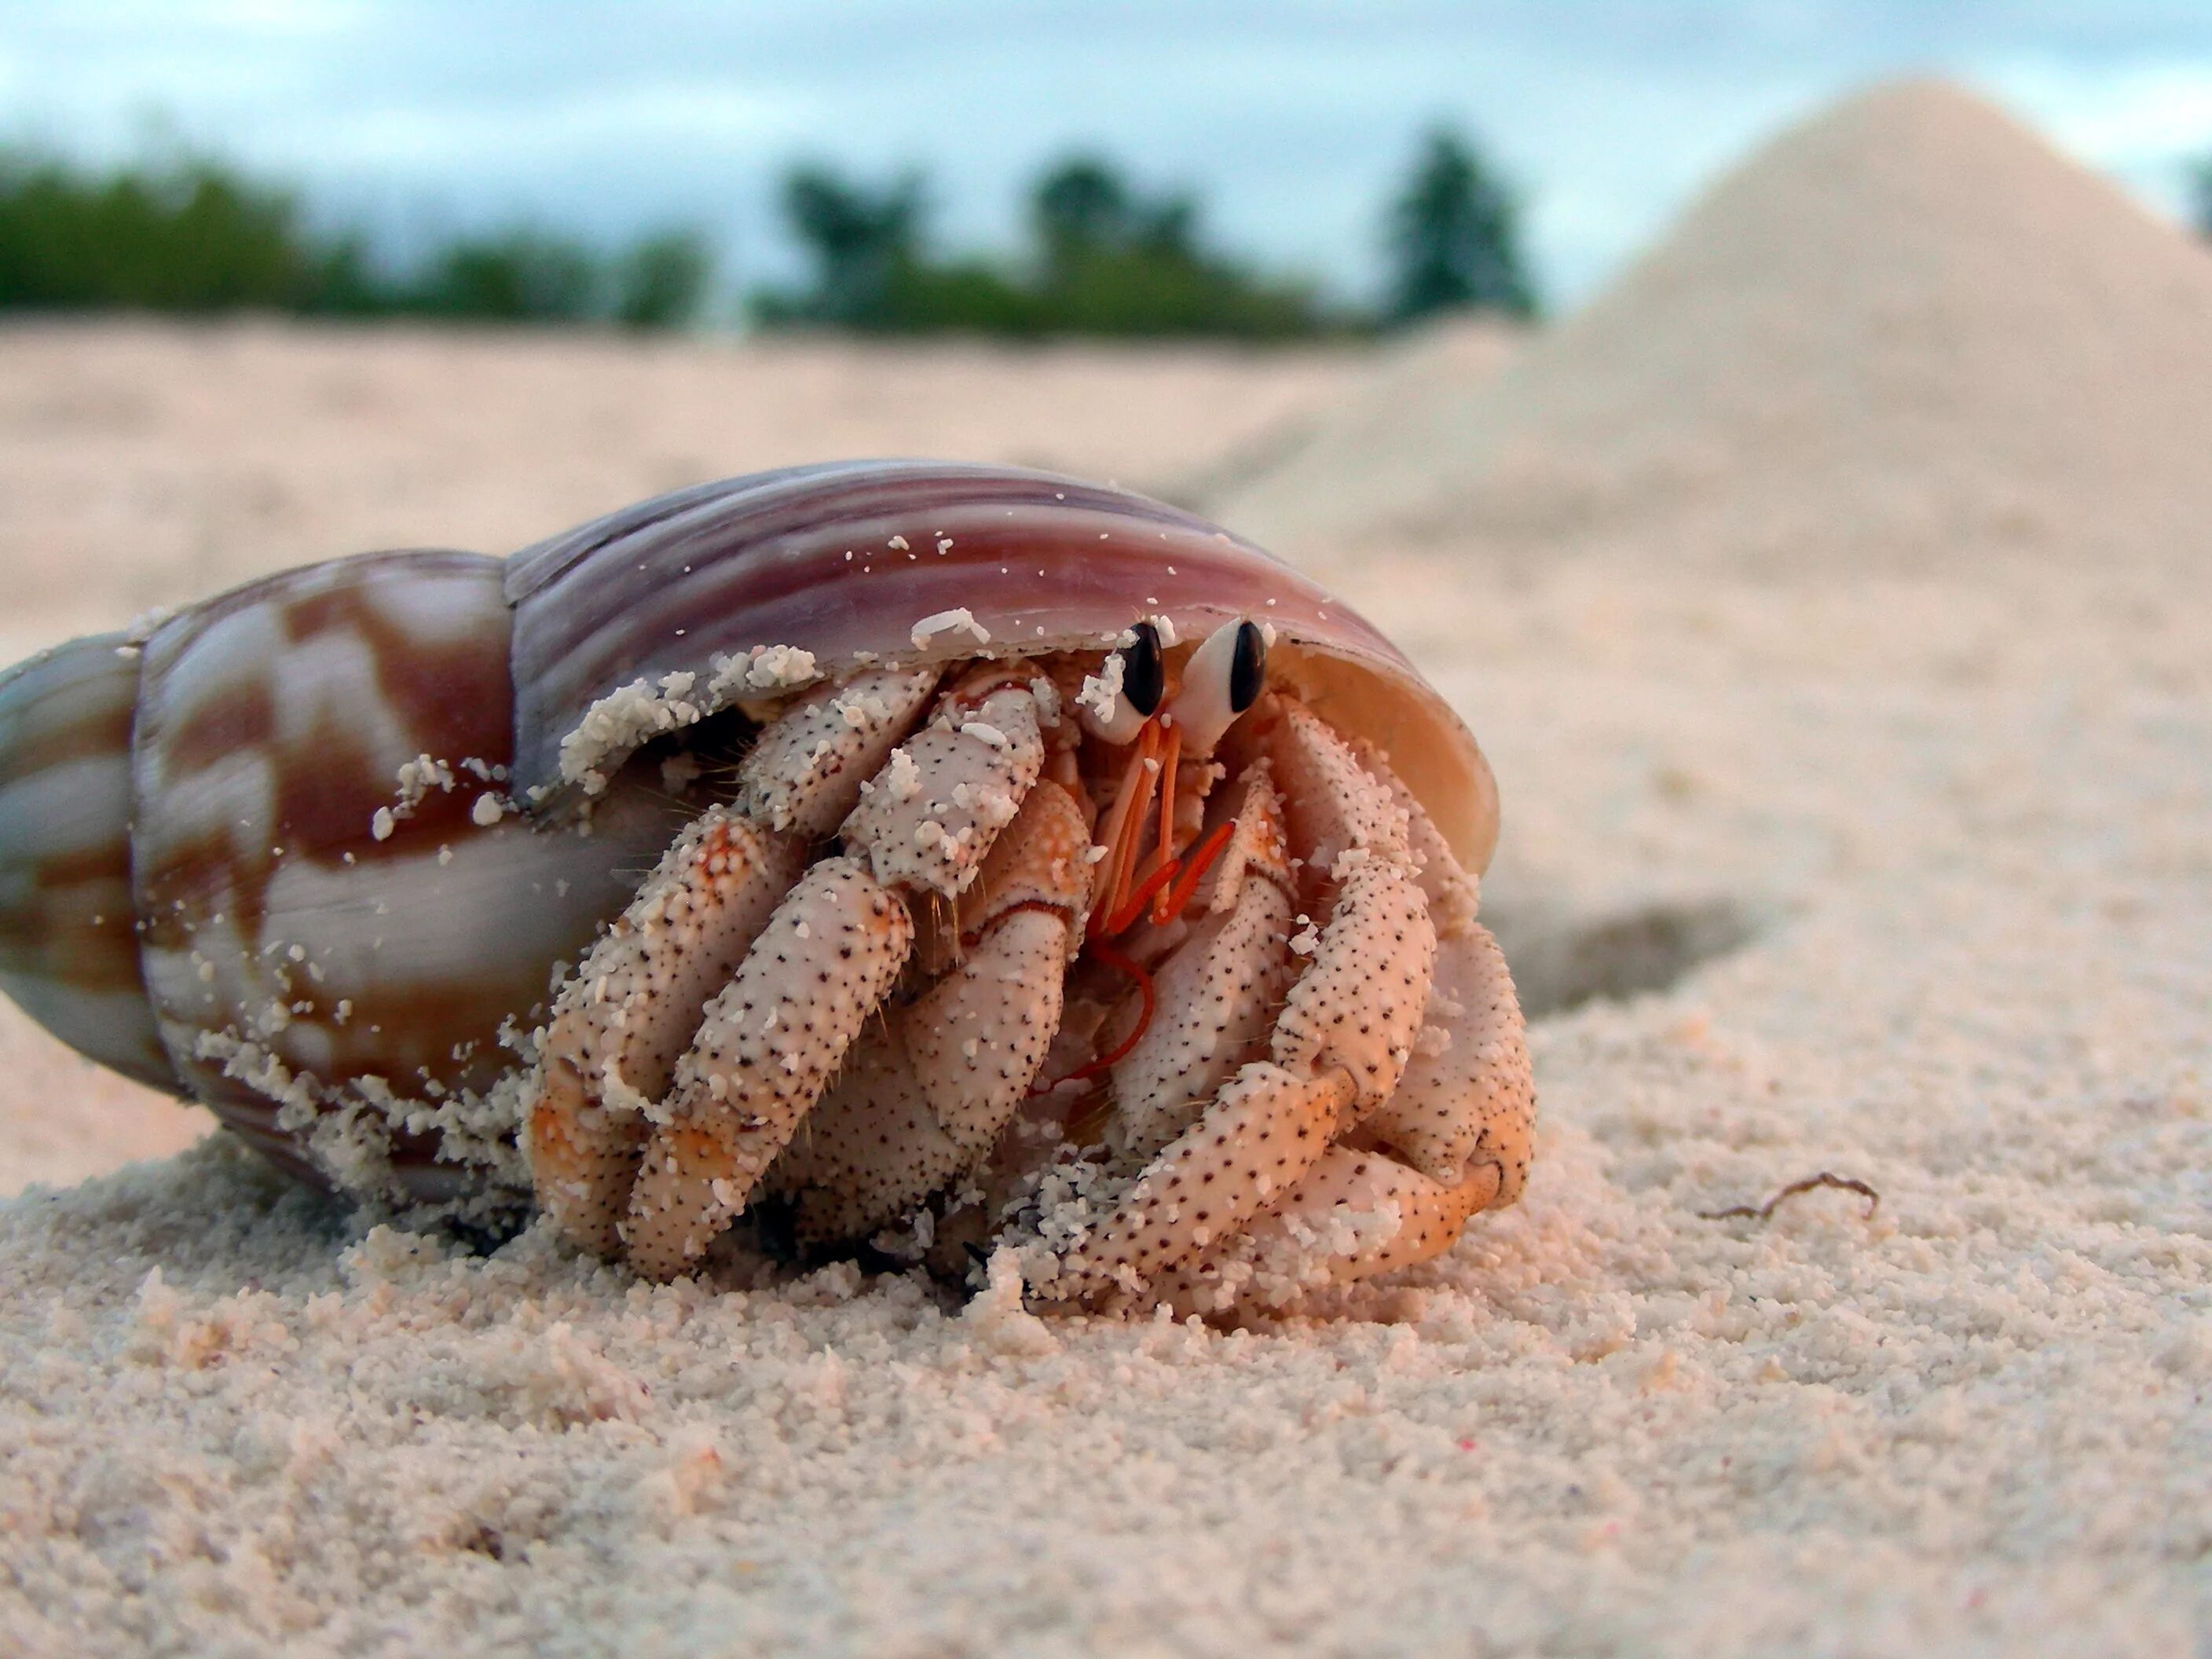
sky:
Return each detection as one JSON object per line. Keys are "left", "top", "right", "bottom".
{"left": 2, "top": 1, "right": 2210, "bottom": 310}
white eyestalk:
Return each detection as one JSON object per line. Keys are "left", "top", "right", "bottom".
{"left": 1165, "top": 619, "right": 1267, "bottom": 755}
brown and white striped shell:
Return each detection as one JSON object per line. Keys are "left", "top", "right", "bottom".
{"left": 0, "top": 462, "right": 1496, "bottom": 1213}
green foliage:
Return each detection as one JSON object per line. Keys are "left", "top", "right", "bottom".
{"left": 753, "top": 156, "right": 1340, "bottom": 340}
{"left": 0, "top": 148, "right": 317, "bottom": 310}
{"left": 753, "top": 166, "right": 935, "bottom": 329}
{"left": 1383, "top": 128, "right": 1536, "bottom": 324}
{"left": 403, "top": 227, "right": 600, "bottom": 321}
{"left": 615, "top": 230, "right": 714, "bottom": 329}
{"left": 0, "top": 133, "right": 1543, "bottom": 340}
{"left": 0, "top": 146, "right": 713, "bottom": 329}
{"left": 2192, "top": 156, "right": 2212, "bottom": 241}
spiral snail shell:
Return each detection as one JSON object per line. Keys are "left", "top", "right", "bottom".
{"left": 0, "top": 462, "right": 1528, "bottom": 1310}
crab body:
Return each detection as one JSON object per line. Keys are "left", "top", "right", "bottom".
{"left": 0, "top": 462, "right": 1533, "bottom": 1313}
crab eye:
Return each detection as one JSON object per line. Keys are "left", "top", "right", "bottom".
{"left": 1078, "top": 621, "right": 1165, "bottom": 744}
{"left": 1168, "top": 620, "right": 1267, "bottom": 753}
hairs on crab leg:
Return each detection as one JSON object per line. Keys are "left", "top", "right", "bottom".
{"left": 763, "top": 617, "right": 1271, "bottom": 1249}
{"left": 526, "top": 666, "right": 942, "bottom": 1257}
{"left": 613, "top": 661, "right": 1067, "bottom": 1277}
{"left": 1038, "top": 696, "right": 1442, "bottom": 1309}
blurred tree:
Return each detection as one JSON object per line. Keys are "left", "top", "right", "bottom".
{"left": 2191, "top": 155, "right": 2212, "bottom": 240}
{"left": 614, "top": 229, "right": 712, "bottom": 329}
{"left": 751, "top": 153, "right": 1335, "bottom": 339}
{"left": 0, "top": 148, "right": 315, "bottom": 310}
{"left": 1033, "top": 156, "right": 1196, "bottom": 271}
{"left": 0, "top": 144, "right": 716, "bottom": 330}
{"left": 1382, "top": 128, "right": 1536, "bottom": 324}
{"left": 1022, "top": 155, "right": 1327, "bottom": 339}
{"left": 413, "top": 227, "right": 601, "bottom": 321}
{"left": 756, "top": 164, "right": 929, "bottom": 328}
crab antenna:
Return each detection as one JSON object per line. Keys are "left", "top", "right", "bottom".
{"left": 1166, "top": 620, "right": 1266, "bottom": 755}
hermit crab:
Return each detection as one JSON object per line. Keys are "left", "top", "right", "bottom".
{"left": 0, "top": 461, "right": 1532, "bottom": 1314}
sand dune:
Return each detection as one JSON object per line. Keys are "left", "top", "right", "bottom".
{"left": 1218, "top": 81, "right": 2212, "bottom": 578}
{"left": 2, "top": 80, "right": 2207, "bottom": 1659}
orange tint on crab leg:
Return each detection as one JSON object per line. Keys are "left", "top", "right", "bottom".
{"left": 1154, "top": 818, "right": 1236, "bottom": 925}
{"left": 1109, "top": 742, "right": 1165, "bottom": 925}
{"left": 1154, "top": 721, "right": 1182, "bottom": 859}
{"left": 1102, "top": 851, "right": 1185, "bottom": 937}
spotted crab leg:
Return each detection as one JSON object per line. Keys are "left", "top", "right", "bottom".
{"left": 621, "top": 663, "right": 1053, "bottom": 1277}
{"left": 527, "top": 811, "right": 808, "bottom": 1258}
{"left": 526, "top": 666, "right": 940, "bottom": 1256}
{"left": 1159, "top": 747, "right": 1536, "bottom": 1315}
{"left": 771, "top": 777, "right": 1094, "bottom": 1244}
{"left": 1039, "top": 697, "right": 1438, "bottom": 1307}
{"left": 1098, "top": 760, "right": 1298, "bottom": 1166}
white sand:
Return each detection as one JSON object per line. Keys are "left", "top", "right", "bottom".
{"left": 3, "top": 82, "right": 2209, "bottom": 1656}
{"left": 1216, "top": 82, "right": 2212, "bottom": 580}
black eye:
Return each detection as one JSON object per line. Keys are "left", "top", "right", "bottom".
{"left": 1119, "top": 622, "right": 1165, "bottom": 717}
{"left": 1076, "top": 622, "right": 1166, "bottom": 744}
{"left": 1166, "top": 617, "right": 1270, "bottom": 754}
{"left": 1228, "top": 621, "right": 1266, "bottom": 713}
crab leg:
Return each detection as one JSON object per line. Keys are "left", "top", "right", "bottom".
{"left": 623, "top": 855, "right": 915, "bottom": 1274}
{"left": 1043, "top": 698, "right": 1438, "bottom": 1306}
{"left": 1163, "top": 765, "right": 1536, "bottom": 1314}
{"left": 621, "top": 665, "right": 1053, "bottom": 1276}
{"left": 775, "top": 778, "right": 1093, "bottom": 1243}
{"left": 1102, "top": 763, "right": 1298, "bottom": 1163}
{"left": 1159, "top": 924, "right": 1533, "bottom": 1315}
{"left": 526, "top": 668, "right": 939, "bottom": 1252}
{"left": 1359, "top": 925, "right": 1534, "bottom": 1203}
{"left": 527, "top": 810, "right": 807, "bottom": 1257}
{"left": 1156, "top": 1148, "right": 1506, "bottom": 1319}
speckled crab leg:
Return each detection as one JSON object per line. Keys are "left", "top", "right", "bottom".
{"left": 622, "top": 663, "right": 1052, "bottom": 1278}
{"left": 1042, "top": 698, "right": 1437, "bottom": 1307}
{"left": 1099, "top": 761, "right": 1299, "bottom": 1166}
{"left": 1159, "top": 925, "right": 1534, "bottom": 1317}
{"left": 1161, "top": 755, "right": 1536, "bottom": 1315}
{"left": 527, "top": 810, "right": 808, "bottom": 1258}
{"left": 772, "top": 777, "right": 1094, "bottom": 1244}
{"left": 526, "top": 666, "right": 940, "bottom": 1258}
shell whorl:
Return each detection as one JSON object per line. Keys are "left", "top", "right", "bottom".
{"left": 507, "top": 461, "right": 1499, "bottom": 873}
{"left": 0, "top": 632, "right": 178, "bottom": 1093}
{"left": 126, "top": 550, "right": 682, "bottom": 1199}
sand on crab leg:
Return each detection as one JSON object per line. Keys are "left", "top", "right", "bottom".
{"left": 1155, "top": 922, "right": 1534, "bottom": 1317}
{"left": 1154, "top": 744, "right": 1536, "bottom": 1316}
{"left": 769, "top": 777, "right": 1095, "bottom": 1244}
{"left": 1038, "top": 696, "right": 1440, "bottom": 1309}
{"left": 524, "top": 666, "right": 941, "bottom": 1256}
{"left": 618, "top": 663, "right": 1058, "bottom": 1277}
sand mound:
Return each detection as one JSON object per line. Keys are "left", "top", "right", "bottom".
{"left": 1217, "top": 79, "right": 2212, "bottom": 572}
{"left": 1170, "top": 314, "right": 1520, "bottom": 505}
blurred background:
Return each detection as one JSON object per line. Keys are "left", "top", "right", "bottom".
{"left": 5, "top": 2, "right": 2212, "bottom": 335}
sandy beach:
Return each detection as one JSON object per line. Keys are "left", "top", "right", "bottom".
{"left": 2, "top": 82, "right": 2207, "bottom": 1657}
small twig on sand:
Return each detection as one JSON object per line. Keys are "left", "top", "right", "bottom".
{"left": 1698, "top": 1172, "right": 1880, "bottom": 1222}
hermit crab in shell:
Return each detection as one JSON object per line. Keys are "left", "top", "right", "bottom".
{"left": 0, "top": 461, "right": 1533, "bottom": 1315}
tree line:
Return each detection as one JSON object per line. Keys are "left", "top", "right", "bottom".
{"left": 0, "top": 132, "right": 1533, "bottom": 337}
